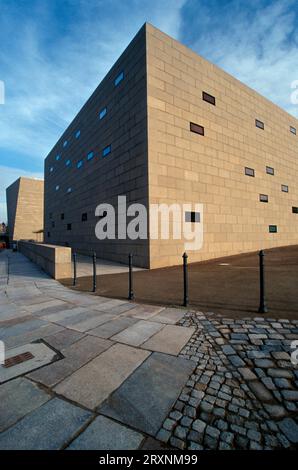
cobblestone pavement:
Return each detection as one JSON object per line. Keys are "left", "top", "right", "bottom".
{"left": 1, "top": 251, "right": 297, "bottom": 450}
{"left": 158, "top": 311, "right": 298, "bottom": 449}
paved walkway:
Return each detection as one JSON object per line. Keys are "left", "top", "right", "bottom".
{"left": 0, "top": 251, "right": 297, "bottom": 450}
{"left": 75, "top": 254, "right": 145, "bottom": 278}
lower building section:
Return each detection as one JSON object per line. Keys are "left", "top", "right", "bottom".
{"left": 6, "top": 177, "right": 44, "bottom": 243}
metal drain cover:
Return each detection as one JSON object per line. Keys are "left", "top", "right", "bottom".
{"left": 4, "top": 351, "right": 34, "bottom": 368}
{"left": 0, "top": 342, "right": 60, "bottom": 384}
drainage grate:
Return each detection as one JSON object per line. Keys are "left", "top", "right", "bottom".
{"left": 4, "top": 351, "right": 34, "bottom": 368}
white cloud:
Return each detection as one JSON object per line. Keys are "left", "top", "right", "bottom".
{"left": 0, "top": 166, "right": 43, "bottom": 223}
{"left": 0, "top": 0, "right": 186, "bottom": 164}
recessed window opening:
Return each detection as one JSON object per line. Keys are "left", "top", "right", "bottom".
{"left": 202, "top": 91, "right": 216, "bottom": 106}
{"left": 190, "top": 122, "right": 204, "bottom": 136}
{"left": 103, "top": 145, "right": 111, "bottom": 157}
{"left": 245, "top": 167, "right": 255, "bottom": 177}
{"left": 255, "top": 119, "right": 264, "bottom": 130}
{"left": 114, "top": 71, "right": 124, "bottom": 86}
{"left": 269, "top": 225, "right": 277, "bottom": 233}
{"left": 185, "top": 211, "right": 200, "bottom": 222}
{"left": 266, "top": 166, "right": 274, "bottom": 175}
{"left": 99, "top": 107, "right": 107, "bottom": 119}
{"left": 260, "top": 194, "right": 268, "bottom": 203}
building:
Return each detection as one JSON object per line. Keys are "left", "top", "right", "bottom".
{"left": 6, "top": 177, "right": 44, "bottom": 243}
{"left": 44, "top": 23, "right": 298, "bottom": 269}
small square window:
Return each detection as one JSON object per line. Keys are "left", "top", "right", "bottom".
{"left": 266, "top": 166, "right": 274, "bottom": 175}
{"left": 75, "top": 130, "right": 81, "bottom": 139}
{"left": 114, "top": 71, "right": 124, "bottom": 86}
{"left": 65, "top": 159, "right": 71, "bottom": 167}
{"left": 56, "top": 154, "right": 61, "bottom": 161}
{"left": 103, "top": 145, "right": 111, "bottom": 157}
{"left": 77, "top": 160, "right": 83, "bottom": 169}
{"left": 63, "top": 140, "right": 68, "bottom": 148}
{"left": 47, "top": 232, "right": 50, "bottom": 237}
{"left": 190, "top": 122, "right": 204, "bottom": 136}
{"left": 55, "top": 185, "right": 60, "bottom": 191}
{"left": 185, "top": 211, "right": 200, "bottom": 223}
{"left": 202, "top": 91, "right": 216, "bottom": 106}
{"left": 99, "top": 107, "right": 107, "bottom": 120}
{"left": 281, "top": 184, "right": 289, "bottom": 193}
{"left": 269, "top": 225, "right": 277, "bottom": 233}
{"left": 49, "top": 166, "right": 54, "bottom": 173}
{"left": 260, "top": 194, "right": 268, "bottom": 203}
{"left": 67, "top": 223, "right": 72, "bottom": 231}
{"left": 245, "top": 167, "right": 255, "bottom": 177}
{"left": 51, "top": 221, "right": 55, "bottom": 228}
{"left": 290, "top": 126, "right": 296, "bottom": 135}
{"left": 87, "top": 151, "right": 94, "bottom": 161}
{"left": 255, "top": 119, "right": 264, "bottom": 130}
{"left": 81, "top": 213, "right": 88, "bottom": 222}
{"left": 292, "top": 207, "right": 298, "bottom": 214}
{"left": 61, "top": 213, "right": 64, "bottom": 220}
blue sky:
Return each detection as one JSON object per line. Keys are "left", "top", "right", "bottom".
{"left": 0, "top": 0, "right": 297, "bottom": 222}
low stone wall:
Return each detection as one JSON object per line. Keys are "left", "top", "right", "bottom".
{"left": 18, "top": 241, "right": 72, "bottom": 280}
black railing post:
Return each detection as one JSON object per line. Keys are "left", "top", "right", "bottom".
{"left": 258, "top": 250, "right": 268, "bottom": 313}
{"left": 128, "top": 253, "right": 134, "bottom": 300}
{"left": 92, "top": 252, "right": 97, "bottom": 293}
{"left": 183, "top": 252, "right": 189, "bottom": 307}
{"left": 73, "top": 252, "right": 77, "bottom": 287}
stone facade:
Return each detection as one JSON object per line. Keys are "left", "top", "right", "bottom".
{"left": 6, "top": 177, "right": 44, "bottom": 243}
{"left": 18, "top": 241, "right": 72, "bottom": 279}
{"left": 44, "top": 23, "right": 298, "bottom": 269}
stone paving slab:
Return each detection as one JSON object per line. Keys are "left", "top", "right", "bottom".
{"left": 85, "top": 298, "right": 127, "bottom": 311}
{"left": 0, "top": 398, "right": 92, "bottom": 449}
{"left": 88, "top": 316, "right": 139, "bottom": 339}
{"left": 0, "top": 342, "right": 60, "bottom": 383}
{"left": 67, "top": 415, "right": 144, "bottom": 450}
{"left": 45, "top": 328, "right": 85, "bottom": 350}
{"left": 54, "top": 344, "right": 150, "bottom": 409}
{"left": 53, "top": 310, "right": 116, "bottom": 332}
{"left": 5, "top": 285, "right": 41, "bottom": 300}
{"left": 40, "top": 306, "right": 92, "bottom": 323}
{"left": 111, "top": 320, "right": 164, "bottom": 346}
{"left": 0, "top": 317, "right": 48, "bottom": 340}
{"left": 0, "top": 314, "right": 33, "bottom": 328}
{"left": 0, "top": 304, "right": 30, "bottom": 323}
{"left": 0, "top": 377, "right": 50, "bottom": 432}
{"left": 99, "top": 352, "right": 196, "bottom": 436}
{"left": 142, "top": 325, "right": 196, "bottom": 355}
{"left": 24, "top": 299, "right": 69, "bottom": 313}
{"left": 151, "top": 308, "right": 188, "bottom": 325}
{"left": 3, "top": 323, "right": 65, "bottom": 349}
{"left": 124, "top": 304, "right": 165, "bottom": 320}
{"left": 28, "top": 335, "right": 113, "bottom": 387}
{"left": 32, "top": 303, "right": 76, "bottom": 318}
{"left": 94, "top": 302, "right": 138, "bottom": 316}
